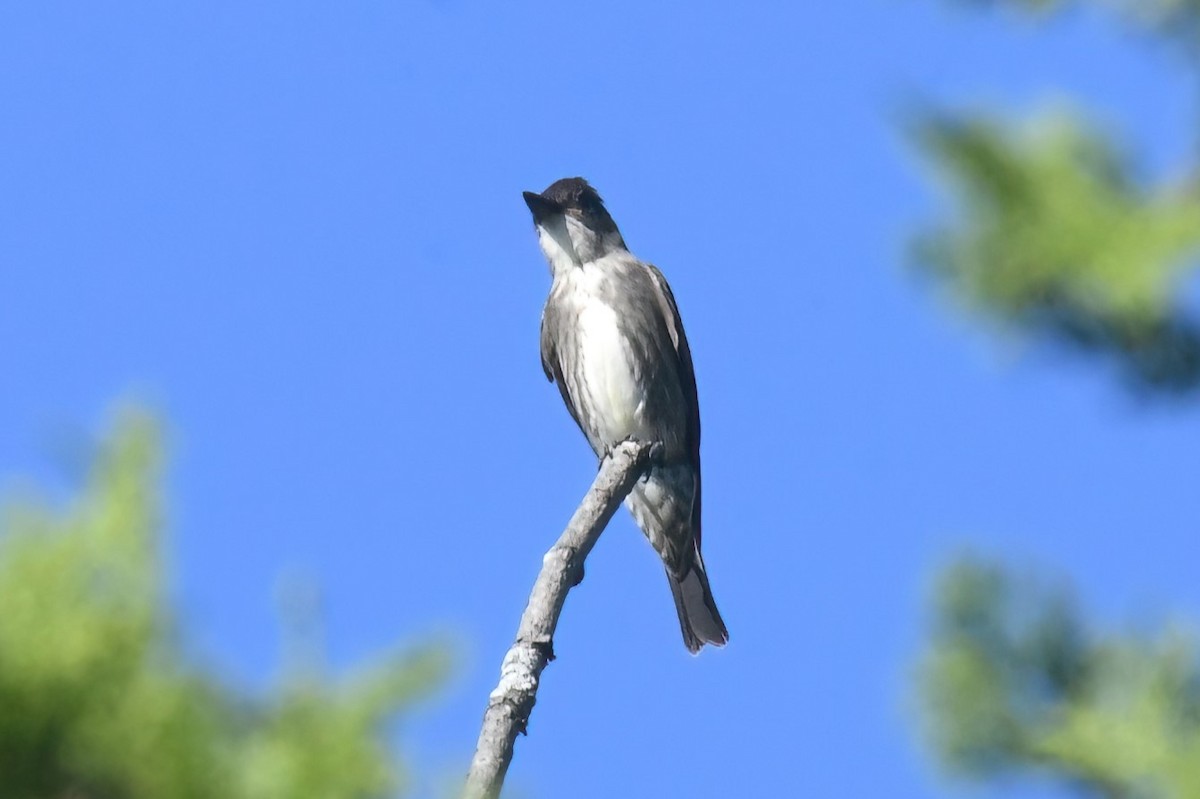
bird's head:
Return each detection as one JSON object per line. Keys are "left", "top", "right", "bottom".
{"left": 523, "top": 177, "right": 627, "bottom": 274}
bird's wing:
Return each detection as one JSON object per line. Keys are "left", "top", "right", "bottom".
{"left": 538, "top": 303, "right": 557, "bottom": 383}
{"left": 643, "top": 263, "right": 704, "bottom": 544}
{"left": 540, "top": 299, "right": 587, "bottom": 436}
{"left": 643, "top": 264, "right": 701, "bottom": 457}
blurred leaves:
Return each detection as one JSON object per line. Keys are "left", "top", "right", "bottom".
{"left": 912, "top": 110, "right": 1200, "bottom": 392}
{"left": 911, "top": 3, "right": 1200, "bottom": 793}
{"left": 0, "top": 411, "right": 449, "bottom": 799}
{"left": 908, "top": 1, "right": 1200, "bottom": 796}
{"left": 918, "top": 558, "right": 1200, "bottom": 798}
{"left": 947, "top": 0, "right": 1200, "bottom": 47}
{"left": 912, "top": 0, "right": 1200, "bottom": 394}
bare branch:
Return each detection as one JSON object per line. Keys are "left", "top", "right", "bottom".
{"left": 463, "top": 439, "right": 655, "bottom": 799}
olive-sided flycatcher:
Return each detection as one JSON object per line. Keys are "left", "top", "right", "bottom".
{"left": 523, "top": 177, "right": 728, "bottom": 653}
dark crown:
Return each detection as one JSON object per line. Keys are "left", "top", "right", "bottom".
{"left": 541, "top": 177, "right": 607, "bottom": 215}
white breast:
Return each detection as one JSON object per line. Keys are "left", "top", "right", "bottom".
{"left": 570, "top": 271, "right": 647, "bottom": 446}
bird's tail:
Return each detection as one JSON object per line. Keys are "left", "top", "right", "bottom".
{"left": 667, "top": 551, "right": 728, "bottom": 654}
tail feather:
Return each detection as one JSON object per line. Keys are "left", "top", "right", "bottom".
{"left": 667, "top": 555, "right": 728, "bottom": 654}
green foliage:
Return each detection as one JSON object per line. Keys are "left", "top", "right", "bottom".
{"left": 947, "top": 0, "right": 1200, "bottom": 44}
{"left": 918, "top": 558, "right": 1200, "bottom": 798}
{"left": 912, "top": 0, "right": 1200, "bottom": 394}
{"left": 911, "top": 3, "right": 1200, "bottom": 797}
{"left": 0, "top": 412, "right": 449, "bottom": 799}
{"left": 913, "top": 110, "right": 1200, "bottom": 391}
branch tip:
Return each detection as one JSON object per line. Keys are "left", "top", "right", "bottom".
{"left": 462, "top": 441, "right": 653, "bottom": 799}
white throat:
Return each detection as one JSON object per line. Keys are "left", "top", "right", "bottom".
{"left": 536, "top": 215, "right": 626, "bottom": 278}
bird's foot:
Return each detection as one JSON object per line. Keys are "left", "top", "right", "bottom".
{"left": 603, "top": 436, "right": 639, "bottom": 457}
{"left": 605, "top": 436, "right": 665, "bottom": 462}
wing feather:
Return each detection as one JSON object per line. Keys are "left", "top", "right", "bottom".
{"left": 540, "top": 300, "right": 587, "bottom": 436}
{"left": 642, "top": 263, "right": 703, "bottom": 548}
{"left": 642, "top": 264, "right": 701, "bottom": 458}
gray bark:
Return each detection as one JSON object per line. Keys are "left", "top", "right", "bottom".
{"left": 462, "top": 440, "right": 655, "bottom": 799}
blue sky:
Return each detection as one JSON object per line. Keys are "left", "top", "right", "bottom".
{"left": 2, "top": 2, "right": 1197, "bottom": 797}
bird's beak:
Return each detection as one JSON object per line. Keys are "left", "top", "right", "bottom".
{"left": 523, "top": 191, "right": 561, "bottom": 223}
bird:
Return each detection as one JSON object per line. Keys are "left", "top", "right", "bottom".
{"left": 523, "top": 176, "right": 728, "bottom": 653}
